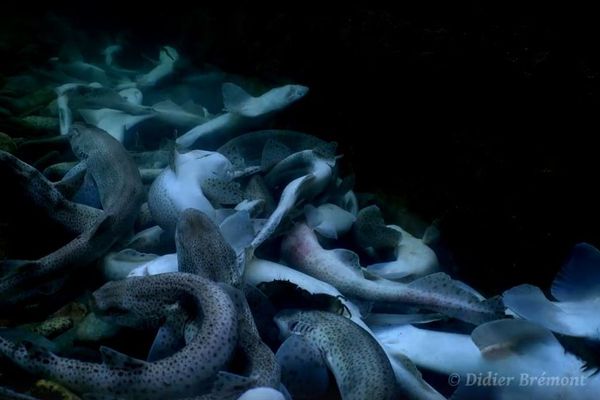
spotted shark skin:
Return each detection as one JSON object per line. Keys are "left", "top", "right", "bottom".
{"left": 0, "top": 273, "right": 238, "bottom": 399}
{"left": 282, "top": 223, "right": 503, "bottom": 325}
{"left": 175, "top": 209, "right": 281, "bottom": 391}
{"left": 275, "top": 309, "right": 397, "bottom": 400}
{"left": 176, "top": 208, "right": 240, "bottom": 287}
{"left": 0, "top": 123, "right": 144, "bottom": 310}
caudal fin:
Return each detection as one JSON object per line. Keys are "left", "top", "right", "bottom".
{"left": 503, "top": 284, "right": 588, "bottom": 337}
{"left": 551, "top": 242, "right": 600, "bottom": 302}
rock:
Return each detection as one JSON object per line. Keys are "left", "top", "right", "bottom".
{"left": 31, "top": 380, "right": 81, "bottom": 400}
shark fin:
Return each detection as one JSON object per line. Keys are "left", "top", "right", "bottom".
{"left": 551, "top": 242, "right": 600, "bottom": 302}
{"left": 276, "top": 335, "right": 329, "bottom": 399}
{"left": 222, "top": 83, "right": 254, "bottom": 116}
{"left": 503, "top": 284, "right": 582, "bottom": 337}
{"left": 408, "top": 273, "right": 503, "bottom": 324}
{"left": 212, "top": 371, "right": 256, "bottom": 393}
{"left": 354, "top": 205, "right": 401, "bottom": 251}
{"left": 331, "top": 249, "right": 364, "bottom": 279}
{"left": 147, "top": 306, "right": 188, "bottom": 362}
{"left": 219, "top": 210, "right": 255, "bottom": 256}
{"left": 100, "top": 346, "right": 147, "bottom": 369}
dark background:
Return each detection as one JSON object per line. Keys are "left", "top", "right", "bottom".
{"left": 2, "top": 2, "right": 600, "bottom": 295}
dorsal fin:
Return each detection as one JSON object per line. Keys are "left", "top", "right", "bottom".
{"left": 222, "top": 83, "right": 253, "bottom": 115}
{"left": 219, "top": 210, "right": 255, "bottom": 256}
{"left": 146, "top": 304, "right": 189, "bottom": 362}
{"left": 331, "top": 248, "right": 364, "bottom": 279}
{"left": 166, "top": 143, "right": 179, "bottom": 174}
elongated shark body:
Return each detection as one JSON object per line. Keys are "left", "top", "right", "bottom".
{"left": 244, "top": 258, "right": 446, "bottom": 400}
{"left": 251, "top": 149, "right": 335, "bottom": 249}
{"left": 136, "top": 46, "right": 179, "bottom": 88}
{"left": 0, "top": 273, "right": 239, "bottom": 399}
{"left": 275, "top": 309, "right": 397, "bottom": 400}
{"left": 0, "top": 123, "right": 144, "bottom": 309}
{"left": 176, "top": 83, "right": 308, "bottom": 149}
{"left": 217, "top": 130, "right": 329, "bottom": 171}
{"left": 282, "top": 223, "right": 503, "bottom": 325}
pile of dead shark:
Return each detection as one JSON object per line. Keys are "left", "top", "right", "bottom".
{"left": 0, "top": 44, "right": 599, "bottom": 400}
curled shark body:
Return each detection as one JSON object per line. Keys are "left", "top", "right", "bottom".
{"left": 0, "top": 151, "right": 102, "bottom": 236}
{"left": 282, "top": 223, "right": 503, "bottom": 325}
{"left": 0, "top": 273, "right": 240, "bottom": 399}
{"left": 0, "top": 123, "right": 144, "bottom": 310}
{"left": 250, "top": 149, "right": 336, "bottom": 249}
{"left": 244, "top": 257, "right": 446, "bottom": 400}
{"left": 275, "top": 309, "right": 397, "bottom": 400}
{"left": 175, "top": 209, "right": 281, "bottom": 391}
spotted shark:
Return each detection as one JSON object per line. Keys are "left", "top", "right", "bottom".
{"left": 282, "top": 223, "right": 503, "bottom": 325}
{"left": 275, "top": 309, "right": 397, "bottom": 400}
{"left": 174, "top": 209, "right": 281, "bottom": 390}
{"left": 0, "top": 273, "right": 241, "bottom": 400}
{"left": 250, "top": 148, "right": 336, "bottom": 249}
{"left": 0, "top": 123, "right": 144, "bottom": 310}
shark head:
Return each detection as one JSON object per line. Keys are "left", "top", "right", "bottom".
{"left": 283, "top": 84, "right": 309, "bottom": 104}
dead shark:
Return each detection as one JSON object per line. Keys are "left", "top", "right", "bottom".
{"left": 275, "top": 309, "right": 397, "bottom": 400}
{"left": 0, "top": 273, "right": 240, "bottom": 399}
{"left": 281, "top": 223, "right": 503, "bottom": 325}
{"left": 176, "top": 83, "right": 308, "bottom": 149}
{"left": 174, "top": 209, "right": 281, "bottom": 390}
{"left": 250, "top": 148, "right": 336, "bottom": 249}
{"left": 373, "top": 318, "right": 600, "bottom": 399}
{"left": 147, "top": 149, "right": 241, "bottom": 235}
{"left": 0, "top": 123, "right": 144, "bottom": 310}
